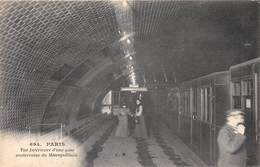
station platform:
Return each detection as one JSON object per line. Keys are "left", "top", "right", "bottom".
{"left": 81, "top": 118, "right": 207, "bottom": 167}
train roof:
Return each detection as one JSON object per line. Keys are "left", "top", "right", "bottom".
{"left": 179, "top": 71, "right": 229, "bottom": 87}
{"left": 194, "top": 71, "right": 229, "bottom": 80}
{"left": 184, "top": 71, "right": 228, "bottom": 83}
{"left": 230, "top": 57, "right": 260, "bottom": 70}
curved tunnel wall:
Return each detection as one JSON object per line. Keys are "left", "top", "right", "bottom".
{"left": 0, "top": 1, "right": 259, "bottom": 134}
{"left": 42, "top": 57, "right": 117, "bottom": 133}
{"left": 0, "top": 1, "right": 120, "bottom": 132}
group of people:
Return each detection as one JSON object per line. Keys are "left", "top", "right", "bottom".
{"left": 114, "top": 99, "right": 148, "bottom": 139}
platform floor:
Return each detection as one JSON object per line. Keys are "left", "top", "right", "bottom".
{"left": 82, "top": 118, "right": 207, "bottom": 167}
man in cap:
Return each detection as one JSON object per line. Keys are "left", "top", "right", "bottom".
{"left": 217, "top": 109, "right": 247, "bottom": 167}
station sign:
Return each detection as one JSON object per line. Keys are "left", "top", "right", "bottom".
{"left": 120, "top": 87, "right": 148, "bottom": 92}
{"left": 129, "top": 84, "right": 139, "bottom": 87}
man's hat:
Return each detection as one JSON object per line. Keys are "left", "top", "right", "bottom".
{"left": 226, "top": 109, "right": 245, "bottom": 117}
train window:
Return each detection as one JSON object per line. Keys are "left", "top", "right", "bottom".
{"left": 205, "top": 89, "right": 208, "bottom": 121}
{"left": 197, "top": 89, "right": 201, "bottom": 119}
{"left": 206, "top": 87, "right": 212, "bottom": 123}
{"left": 172, "top": 97, "right": 178, "bottom": 111}
{"left": 241, "top": 80, "right": 253, "bottom": 109}
{"left": 233, "top": 96, "right": 241, "bottom": 108}
{"left": 180, "top": 91, "right": 190, "bottom": 116}
{"left": 168, "top": 93, "right": 177, "bottom": 111}
{"left": 175, "top": 97, "right": 179, "bottom": 111}
{"left": 241, "top": 80, "right": 252, "bottom": 96}
{"left": 180, "top": 93, "right": 185, "bottom": 114}
{"left": 232, "top": 82, "right": 241, "bottom": 108}
{"left": 200, "top": 89, "right": 204, "bottom": 121}
{"left": 233, "top": 82, "right": 241, "bottom": 96}
{"left": 200, "top": 87, "right": 212, "bottom": 122}
{"left": 184, "top": 92, "right": 187, "bottom": 115}
{"left": 188, "top": 92, "right": 190, "bottom": 114}
{"left": 184, "top": 93, "right": 187, "bottom": 115}
{"left": 187, "top": 90, "right": 191, "bottom": 115}
{"left": 185, "top": 91, "right": 190, "bottom": 115}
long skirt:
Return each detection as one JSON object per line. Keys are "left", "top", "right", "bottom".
{"left": 134, "top": 115, "right": 148, "bottom": 139}
{"left": 115, "top": 115, "right": 128, "bottom": 137}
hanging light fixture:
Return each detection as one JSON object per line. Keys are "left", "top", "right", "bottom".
{"left": 126, "top": 39, "right": 131, "bottom": 44}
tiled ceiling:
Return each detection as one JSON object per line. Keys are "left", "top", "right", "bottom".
{"left": 0, "top": 1, "right": 258, "bottom": 130}
{"left": 131, "top": 1, "right": 258, "bottom": 82}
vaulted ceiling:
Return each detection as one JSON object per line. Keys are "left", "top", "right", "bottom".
{"left": 132, "top": 1, "right": 258, "bottom": 82}
{"left": 0, "top": 1, "right": 258, "bottom": 130}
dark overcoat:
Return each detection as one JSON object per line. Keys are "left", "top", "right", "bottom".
{"left": 217, "top": 124, "right": 247, "bottom": 167}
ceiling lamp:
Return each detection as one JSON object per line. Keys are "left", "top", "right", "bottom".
{"left": 126, "top": 39, "right": 131, "bottom": 44}
{"left": 122, "top": 0, "right": 128, "bottom": 8}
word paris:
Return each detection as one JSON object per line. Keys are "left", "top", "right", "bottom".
{"left": 29, "top": 142, "right": 65, "bottom": 147}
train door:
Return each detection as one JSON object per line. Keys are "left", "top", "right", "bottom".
{"left": 185, "top": 90, "right": 192, "bottom": 144}
{"left": 256, "top": 72, "right": 260, "bottom": 165}
{"left": 242, "top": 79, "right": 256, "bottom": 165}
{"left": 167, "top": 89, "right": 180, "bottom": 132}
{"left": 177, "top": 92, "right": 183, "bottom": 136}
{"left": 213, "top": 83, "right": 230, "bottom": 165}
{"left": 173, "top": 94, "right": 180, "bottom": 132}
{"left": 179, "top": 90, "right": 190, "bottom": 143}
{"left": 191, "top": 88, "right": 201, "bottom": 154}
{"left": 232, "top": 79, "right": 256, "bottom": 165}
{"left": 200, "top": 86, "right": 213, "bottom": 164}
{"left": 177, "top": 92, "right": 183, "bottom": 137}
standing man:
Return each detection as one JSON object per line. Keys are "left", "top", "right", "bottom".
{"left": 217, "top": 109, "right": 247, "bottom": 167}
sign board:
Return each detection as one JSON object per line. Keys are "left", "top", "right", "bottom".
{"left": 129, "top": 84, "right": 139, "bottom": 88}
{"left": 120, "top": 87, "right": 148, "bottom": 92}
{"left": 246, "top": 99, "right": 251, "bottom": 108}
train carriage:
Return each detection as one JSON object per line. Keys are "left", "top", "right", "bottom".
{"left": 192, "top": 71, "right": 230, "bottom": 165}
{"left": 167, "top": 71, "right": 230, "bottom": 165}
{"left": 256, "top": 61, "right": 260, "bottom": 164}
{"left": 167, "top": 57, "right": 260, "bottom": 166}
{"left": 230, "top": 57, "right": 260, "bottom": 165}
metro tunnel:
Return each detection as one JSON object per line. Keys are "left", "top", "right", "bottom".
{"left": 0, "top": 1, "right": 260, "bottom": 167}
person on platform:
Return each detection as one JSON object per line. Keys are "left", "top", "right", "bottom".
{"left": 134, "top": 99, "right": 148, "bottom": 139}
{"left": 128, "top": 102, "right": 136, "bottom": 137}
{"left": 114, "top": 104, "right": 129, "bottom": 138}
{"left": 217, "top": 109, "right": 247, "bottom": 167}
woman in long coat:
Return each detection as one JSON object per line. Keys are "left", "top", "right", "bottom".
{"left": 134, "top": 99, "right": 148, "bottom": 139}
{"left": 115, "top": 105, "right": 129, "bottom": 137}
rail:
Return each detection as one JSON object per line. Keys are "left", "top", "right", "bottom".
{"left": 26, "top": 123, "right": 65, "bottom": 141}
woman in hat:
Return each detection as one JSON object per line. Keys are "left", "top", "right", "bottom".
{"left": 134, "top": 99, "right": 148, "bottom": 139}
{"left": 115, "top": 104, "right": 130, "bottom": 138}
